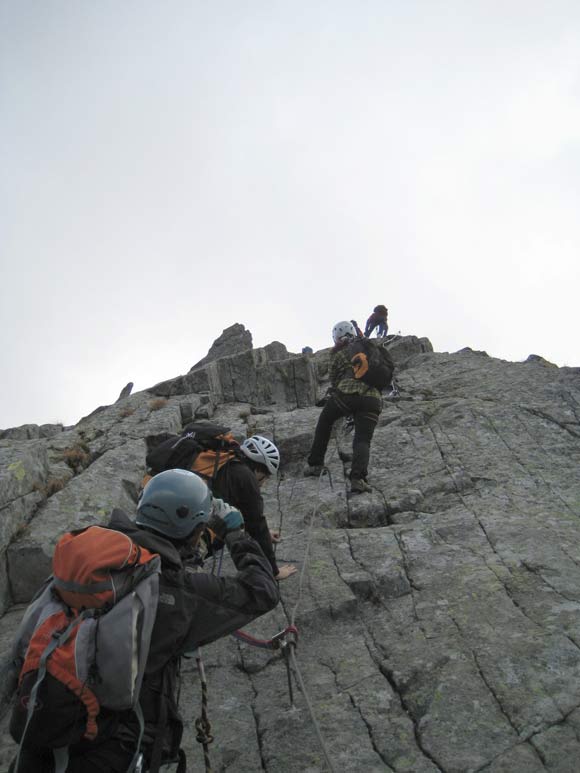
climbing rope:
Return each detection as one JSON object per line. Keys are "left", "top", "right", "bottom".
{"left": 273, "top": 473, "right": 297, "bottom": 555}
{"left": 212, "top": 456, "right": 339, "bottom": 770}
{"left": 282, "top": 467, "right": 338, "bottom": 772}
{"left": 289, "top": 647, "right": 337, "bottom": 773}
{"left": 290, "top": 466, "right": 331, "bottom": 627}
{"left": 210, "top": 546, "right": 224, "bottom": 576}
{"left": 195, "top": 653, "right": 214, "bottom": 773}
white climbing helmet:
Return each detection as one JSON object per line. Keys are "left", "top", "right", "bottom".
{"left": 240, "top": 435, "right": 280, "bottom": 475}
{"left": 332, "top": 320, "right": 356, "bottom": 345}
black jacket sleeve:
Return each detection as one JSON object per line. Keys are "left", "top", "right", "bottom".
{"left": 214, "top": 462, "right": 279, "bottom": 576}
{"left": 179, "top": 530, "right": 279, "bottom": 652}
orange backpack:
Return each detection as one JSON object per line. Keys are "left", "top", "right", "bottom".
{"left": 10, "top": 526, "right": 160, "bottom": 771}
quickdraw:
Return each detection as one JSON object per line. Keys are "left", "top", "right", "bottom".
{"left": 233, "top": 624, "right": 299, "bottom": 705}
{"left": 232, "top": 623, "right": 298, "bottom": 651}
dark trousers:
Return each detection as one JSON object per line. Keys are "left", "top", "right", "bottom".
{"left": 308, "top": 392, "right": 381, "bottom": 480}
{"left": 364, "top": 321, "right": 388, "bottom": 337}
{"left": 10, "top": 742, "right": 134, "bottom": 772}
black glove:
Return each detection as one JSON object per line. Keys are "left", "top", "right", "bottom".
{"left": 207, "top": 498, "right": 244, "bottom": 544}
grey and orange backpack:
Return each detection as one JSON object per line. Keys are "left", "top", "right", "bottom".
{"left": 9, "top": 525, "right": 160, "bottom": 772}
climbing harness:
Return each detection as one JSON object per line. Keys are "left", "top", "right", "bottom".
{"left": 343, "top": 415, "right": 354, "bottom": 434}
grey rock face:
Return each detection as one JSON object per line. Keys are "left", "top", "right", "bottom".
{"left": 0, "top": 441, "right": 49, "bottom": 613}
{"left": 191, "top": 322, "right": 253, "bottom": 369}
{"left": 0, "top": 424, "right": 64, "bottom": 440}
{"left": 116, "top": 381, "right": 134, "bottom": 400}
{"left": 0, "top": 330, "right": 579, "bottom": 772}
{"left": 259, "top": 341, "right": 289, "bottom": 361}
{"left": 7, "top": 439, "right": 146, "bottom": 603}
{"left": 151, "top": 348, "right": 317, "bottom": 411}
{"left": 386, "top": 334, "right": 434, "bottom": 369}
{"left": 525, "top": 353, "right": 557, "bottom": 367}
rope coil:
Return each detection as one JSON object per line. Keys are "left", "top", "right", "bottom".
{"left": 195, "top": 715, "right": 213, "bottom": 746}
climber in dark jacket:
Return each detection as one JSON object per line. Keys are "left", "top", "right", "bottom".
{"left": 304, "top": 321, "right": 382, "bottom": 494}
{"left": 364, "top": 305, "right": 388, "bottom": 338}
{"left": 10, "top": 470, "right": 279, "bottom": 773}
{"left": 212, "top": 436, "right": 297, "bottom": 581}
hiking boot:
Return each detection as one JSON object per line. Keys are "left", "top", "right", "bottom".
{"left": 303, "top": 464, "right": 324, "bottom": 477}
{"left": 350, "top": 478, "right": 372, "bottom": 494}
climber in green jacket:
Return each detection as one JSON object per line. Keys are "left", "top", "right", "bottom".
{"left": 304, "top": 321, "right": 382, "bottom": 494}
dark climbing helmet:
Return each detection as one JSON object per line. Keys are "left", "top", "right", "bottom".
{"left": 240, "top": 435, "right": 280, "bottom": 475}
{"left": 136, "top": 469, "right": 212, "bottom": 540}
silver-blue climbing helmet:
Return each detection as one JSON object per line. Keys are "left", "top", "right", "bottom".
{"left": 240, "top": 435, "right": 280, "bottom": 475}
{"left": 136, "top": 469, "right": 212, "bottom": 540}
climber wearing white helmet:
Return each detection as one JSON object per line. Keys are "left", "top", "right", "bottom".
{"left": 211, "top": 435, "right": 297, "bottom": 581}
{"left": 240, "top": 435, "right": 280, "bottom": 476}
{"left": 304, "top": 320, "right": 382, "bottom": 493}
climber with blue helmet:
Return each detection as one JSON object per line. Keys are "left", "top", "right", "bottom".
{"left": 8, "top": 469, "right": 279, "bottom": 773}
{"left": 108, "top": 470, "right": 278, "bottom": 771}
{"left": 135, "top": 467, "right": 213, "bottom": 539}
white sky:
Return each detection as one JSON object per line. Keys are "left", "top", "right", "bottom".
{"left": 1, "top": 1, "right": 579, "bottom": 429}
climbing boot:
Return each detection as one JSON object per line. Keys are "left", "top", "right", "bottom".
{"left": 350, "top": 478, "right": 372, "bottom": 494}
{"left": 303, "top": 464, "right": 324, "bottom": 477}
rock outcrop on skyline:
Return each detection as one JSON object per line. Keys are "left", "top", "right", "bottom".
{"left": 190, "top": 322, "right": 254, "bottom": 370}
{"left": 1, "top": 326, "right": 579, "bottom": 772}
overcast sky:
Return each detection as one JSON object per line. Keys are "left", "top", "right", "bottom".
{"left": 1, "top": 1, "right": 579, "bottom": 429}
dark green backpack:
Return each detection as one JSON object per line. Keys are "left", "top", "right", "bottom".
{"left": 348, "top": 338, "right": 394, "bottom": 390}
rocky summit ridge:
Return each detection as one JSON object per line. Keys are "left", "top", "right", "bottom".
{"left": 1, "top": 324, "right": 580, "bottom": 772}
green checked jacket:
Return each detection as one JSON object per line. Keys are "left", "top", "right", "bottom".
{"left": 330, "top": 345, "right": 382, "bottom": 400}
